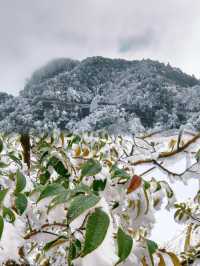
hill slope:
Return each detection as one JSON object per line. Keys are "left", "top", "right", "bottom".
{"left": 0, "top": 56, "right": 200, "bottom": 133}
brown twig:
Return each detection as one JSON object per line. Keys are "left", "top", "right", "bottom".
{"left": 20, "top": 133, "right": 31, "bottom": 170}
{"left": 26, "top": 214, "right": 32, "bottom": 232}
{"left": 133, "top": 133, "right": 200, "bottom": 166}
{"left": 153, "top": 160, "right": 198, "bottom": 177}
{"left": 24, "top": 223, "right": 67, "bottom": 239}
{"left": 135, "top": 136, "right": 156, "bottom": 152}
{"left": 140, "top": 130, "right": 165, "bottom": 139}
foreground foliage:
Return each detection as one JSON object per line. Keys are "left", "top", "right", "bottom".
{"left": 0, "top": 130, "right": 200, "bottom": 265}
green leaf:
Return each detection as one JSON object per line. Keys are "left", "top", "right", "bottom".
{"left": 71, "top": 184, "right": 91, "bottom": 195}
{"left": 15, "top": 170, "right": 26, "bottom": 194}
{"left": 55, "top": 175, "right": 69, "bottom": 189}
{"left": 48, "top": 156, "right": 70, "bottom": 177}
{"left": 111, "top": 165, "right": 130, "bottom": 180}
{"left": 144, "top": 181, "right": 151, "bottom": 190}
{"left": 147, "top": 239, "right": 158, "bottom": 266}
{"left": 3, "top": 207, "right": 15, "bottom": 223}
{"left": 0, "top": 161, "right": 8, "bottom": 168}
{"left": 15, "top": 193, "right": 28, "bottom": 215}
{"left": 39, "top": 170, "right": 50, "bottom": 185}
{"left": 0, "top": 215, "right": 4, "bottom": 239}
{"left": 34, "top": 184, "right": 45, "bottom": 193}
{"left": 116, "top": 228, "right": 133, "bottom": 265}
{"left": 39, "top": 150, "right": 49, "bottom": 163}
{"left": 112, "top": 201, "right": 119, "bottom": 210}
{"left": 48, "top": 184, "right": 91, "bottom": 212}
{"left": 48, "top": 191, "right": 70, "bottom": 212}
{"left": 68, "top": 135, "right": 81, "bottom": 148}
{"left": 92, "top": 179, "right": 107, "bottom": 192}
{"left": 82, "top": 208, "right": 110, "bottom": 257}
{"left": 68, "top": 242, "right": 77, "bottom": 266}
{"left": 38, "top": 183, "right": 66, "bottom": 202}
{"left": 68, "top": 239, "right": 81, "bottom": 266}
{"left": 81, "top": 159, "right": 102, "bottom": 178}
{"left": 0, "top": 188, "right": 8, "bottom": 205}
{"left": 147, "top": 239, "right": 158, "bottom": 254}
{"left": 8, "top": 153, "right": 23, "bottom": 168}
{"left": 67, "top": 194, "right": 100, "bottom": 223}
{"left": 74, "top": 239, "right": 81, "bottom": 251}
{"left": 0, "top": 139, "right": 3, "bottom": 153}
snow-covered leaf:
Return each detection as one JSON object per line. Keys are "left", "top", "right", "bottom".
{"left": 38, "top": 183, "right": 66, "bottom": 202}
{"left": 81, "top": 159, "right": 102, "bottom": 178}
{"left": 67, "top": 194, "right": 100, "bottom": 223}
{"left": 82, "top": 208, "right": 110, "bottom": 257}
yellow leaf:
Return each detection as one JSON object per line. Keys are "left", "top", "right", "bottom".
{"left": 74, "top": 146, "right": 81, "bottom": 157}
{"left": 168, "top": 139, "right": 176, "bottom": 151}
{"left": 135, "top": 199, "right": 141, "bottom": 218}
{"left": 141, "top": 257, "right": 148, "bottom": 266}
{"left": 105, "top": 160, "right": 112, "bottom": 167}
{"left": 82, "top": 147, "right": 89, "bottom": 157}
{"left": 167, "top": 252, "right": 181, "bottom": 266}
{"left": 184, "top": 224, "right": 192, "bottom": 252}
{"left": 158, "top": 253, "right": 166, "bottom": 266}
{"left": 60, "top": 132, "right": 64, "bottom": 147}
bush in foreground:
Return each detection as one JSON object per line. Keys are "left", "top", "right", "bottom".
{"left": 0, "top": 131, "right": 200, "bottom": 265}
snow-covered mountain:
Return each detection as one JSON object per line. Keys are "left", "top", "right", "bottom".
{"left": 0, "top": 56, "right": 200, "bottom": 133}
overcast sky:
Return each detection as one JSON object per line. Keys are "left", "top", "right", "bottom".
{"left": 0, "top": 0, "right": 200, "bottom": 94}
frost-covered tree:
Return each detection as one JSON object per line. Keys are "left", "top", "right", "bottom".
{"left": 0, "top": 57, "right": 200, "bottom": 133}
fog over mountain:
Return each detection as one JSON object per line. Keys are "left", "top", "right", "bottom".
{"left": 0, "top": 56, "right": 200, "bottom": 134}
{"left": 1, "top": 0, "right": 200, "bottom": 93}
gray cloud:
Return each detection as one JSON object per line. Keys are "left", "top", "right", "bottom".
{"left": 0, "top": 0, "right": 200, "bottom": 94}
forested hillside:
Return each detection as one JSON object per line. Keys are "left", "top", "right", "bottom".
{"left": 0, "top": 57, "right": 200, "bottom": 133}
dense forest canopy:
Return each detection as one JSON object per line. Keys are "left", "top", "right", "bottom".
{"left": 0, "top": 56, "right": 200, "bottom": 133}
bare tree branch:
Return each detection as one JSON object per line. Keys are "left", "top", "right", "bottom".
{"left": 133, "top": 133, "right": 200, "bottom": 166}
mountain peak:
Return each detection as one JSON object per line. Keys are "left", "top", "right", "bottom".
{"left": 0, "top": 56, "right": 200, "bottom": 133}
